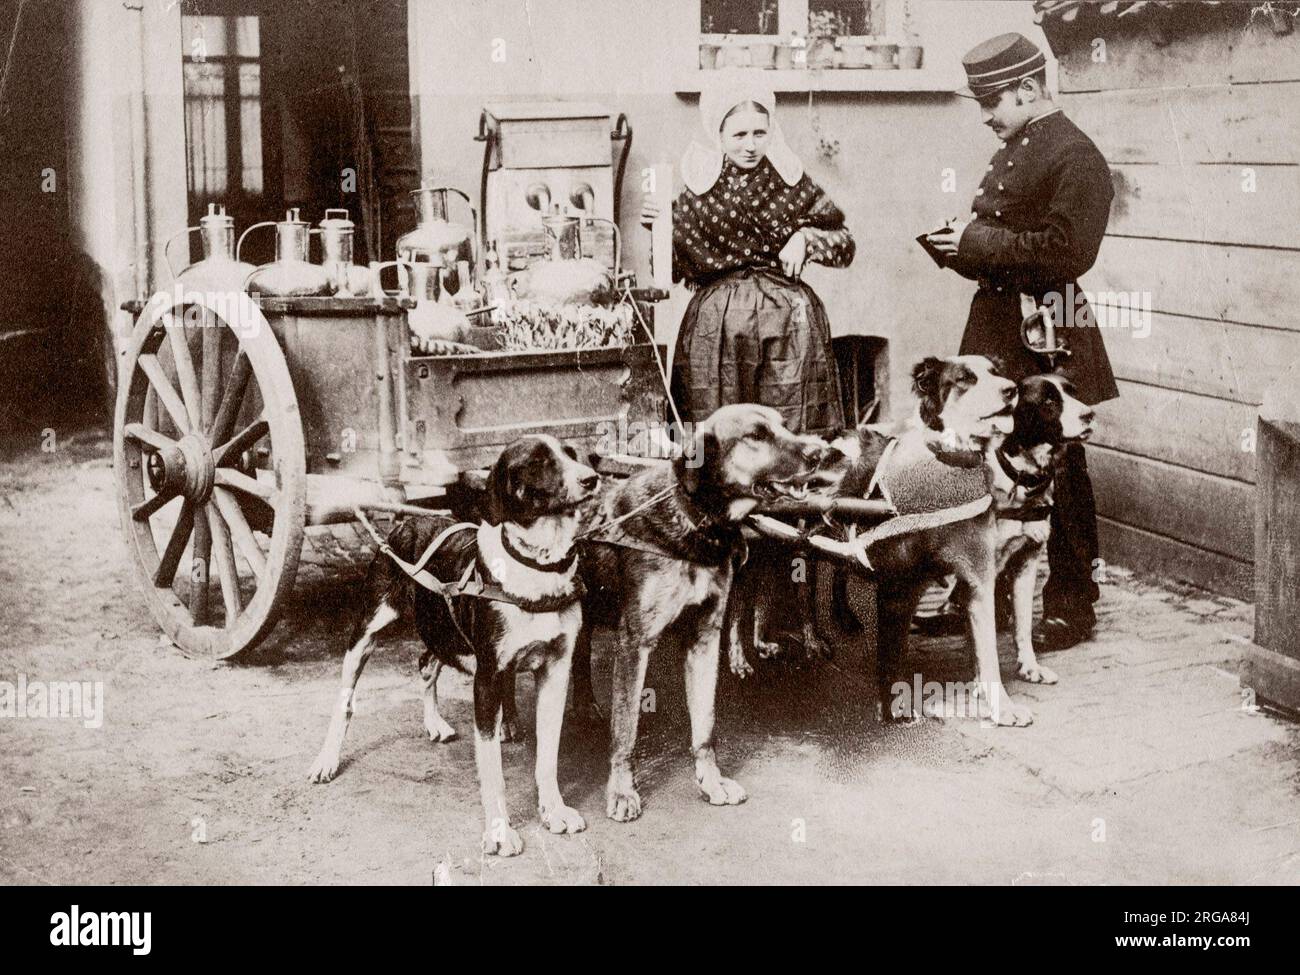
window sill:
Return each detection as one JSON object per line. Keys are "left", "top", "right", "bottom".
{"left": 675, "top": 66, "right": 963, "bottom": 93}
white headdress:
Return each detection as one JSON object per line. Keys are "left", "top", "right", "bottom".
{"left": 680, "top": 75, "right": 804, "bottom": 195}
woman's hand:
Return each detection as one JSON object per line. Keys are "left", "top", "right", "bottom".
{"left": 779, "top": 230, "right": 808, "bottom": 280}
{"left": 640, "top": 196, "right": 661, "bottom": 229}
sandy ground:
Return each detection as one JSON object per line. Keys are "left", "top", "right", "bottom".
{"left": 2, "top": 402, "right": 1299, "bottom": 886}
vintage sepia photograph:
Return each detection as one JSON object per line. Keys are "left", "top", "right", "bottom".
{"left": 0, "top": 0, "right": 1298, "bottom": 900}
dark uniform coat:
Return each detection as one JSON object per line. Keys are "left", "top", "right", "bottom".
{"left": 949, "top": 109, "right": 1119, "bottom": 406}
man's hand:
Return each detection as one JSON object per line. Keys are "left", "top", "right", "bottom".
{"left": 926, "top": 220, "right": 968, "bottom": 257}
{"left": 639, "top": 196, "right": 661, "bottom": 229}
{"left": 779, "top": 230, "right": 808, "bottom": 280}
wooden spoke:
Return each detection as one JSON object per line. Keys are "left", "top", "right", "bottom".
{"left": 201, "top": 320, "right": 221, "bottom": 431}
{"left": 213, "top": 467, "right": 276, "bottom": 505}
{"left": 132, "top": 489, "right": 177, "bottom": 523}
{"left": 154, "top": 500, "right": 195, "bottom": 588}
{"left": 206, "top": 504, "right": 243, "bottom": 623}
{"left": 212, "top": 487, "right": 266, "bottom": 581}
{"left": 215, "top": 418, "right": 268, "bottom": 467}
{"left": 123, "top": 422, "right": 178, "bottom": 453}
{"left": 138, "top": 353, "right": 191, "bottom": 435}
{"left": 191, "top": 512, "right": 211, "bottom": 623}
{"left": 164, "top": 314, "right": 203, "bottom": 431}
{"left": 209, "top": 350, "right": 251, "bottom": 443}
{"left": 116, "top": 295, "right": 304, "bottom": 661}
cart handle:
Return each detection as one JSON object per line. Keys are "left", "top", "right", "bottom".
{"left": 369, "top": 260, "right": 415, "bottom": 299}
{"left": 235, "top": 221, "right": 277, "bottom": 264}
{"left": 162, "top": 226, "right": 203, "bottom": 280}
{"left": 583, "top": 216, "right": 622, "bottom": 276}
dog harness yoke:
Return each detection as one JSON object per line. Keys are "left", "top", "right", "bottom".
{"left": 352, "top": 508, "right": 583, "bottom": 611}
{"left": 838, "top": 436, "right": 993, "bottom": 570}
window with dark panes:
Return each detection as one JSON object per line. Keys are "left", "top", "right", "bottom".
{"left": 701, "top": 0, "right": 780, "bottom": 34}
{"left": 181, "top": 15, "right": 263, "bottom": 208}
{"left": 808, "top": 1, "right": 879, "bottom": 36}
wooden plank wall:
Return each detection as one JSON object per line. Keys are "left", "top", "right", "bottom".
{"left": 1050, "top": 9, "right": 1300, "bottom": 599}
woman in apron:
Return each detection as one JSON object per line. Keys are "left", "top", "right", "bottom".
{"left": 643, "top": 81, "right": 855, "bottom": 435}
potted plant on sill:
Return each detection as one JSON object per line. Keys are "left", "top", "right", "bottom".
{"left": 839, "top": 34, "right": 870, "bottom": 68}
{"left": 699, "top": 14, "right": 720, "bottom": 69}
{"left": 807, "top": 10, "right": 839, "bottom": 69}
{"left": 718, "top": 33, "right": 753, "bottom": 68}
{"left": 751, "top": 1, "right": 778, "bottom": 68}
{"left": 868, "top": 35, "right": 898, "bottom": 69}
{"left": 898, "top": 0, "right": 924, "bottom": 69}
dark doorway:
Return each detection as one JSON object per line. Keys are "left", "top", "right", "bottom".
{"left": 0, "top": 0, "right": 108, "bottom": 428}
{"left": 180, "top": 0, "right": 417, "bottom": 268}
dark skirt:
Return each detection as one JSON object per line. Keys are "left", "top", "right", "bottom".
{"left": 671, "top": 267, "right": 844, "bottom": 435}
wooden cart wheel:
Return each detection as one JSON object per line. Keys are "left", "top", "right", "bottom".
{"left": 113, "top": 294, "right": 306, "bottom": 660}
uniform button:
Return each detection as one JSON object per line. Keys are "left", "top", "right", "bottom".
{"left": 970, "top": 211, "right": 977, "bottom": 220}
{"left": 995, "top": 210, "right": 1002, "bottom": 217}
{"left": 998, "top": 182, "right": 1004, "bottom": 190}
{"left": 996, "top": 286, "right": 1004, "bottom": 293}
{"left": 976, "top": 188, "right": 984, "bottom": 195}
{"left": 987, "top": 164, "right": 994, "bottom": 171}
{"left": 1021, "top": 137, "right": 1030, "bottom": 146}
{"left": 1007, "top": 160, "right": 1014, "bottom": 167}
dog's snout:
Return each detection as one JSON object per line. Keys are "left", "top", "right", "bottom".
{"left": 802, "top": 442, "right": 824, "bottom": 465}
{"left": 1080, "top": 410, "right": 1096, "bottom": 425}
{"left": 579, "top": 472, "right": 599, "bottom": 491}
{"left": 1002, "top": 383, "right": 1017, "bottom": 404}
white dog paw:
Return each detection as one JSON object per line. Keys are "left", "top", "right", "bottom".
{"left": 979, "top": 688, "right": 1034, "bottom": 727}
{"left": 729, "top": 648, "right": 754, "bottom": 679}
{"left": 424, "top": 717, "right": 458, "bottom": 742}
{"left": 540, "top": 803, "right": 587, "bottom": 835}
{"left": 307, "top": 751, "right": 340, "bottom": 784}
{"left": 482, "top": 822, "right": 524, "bottom": 857}
{"left": 1018, "top": 660, "right": 1059, "bottom": 685}
{"left": 698, "top": 773, "right": 748, "bottom": 806}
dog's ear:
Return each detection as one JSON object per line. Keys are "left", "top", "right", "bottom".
{"left": 912, "top": 357, "right": 946, "bottom": 431}
{"left": 674, "top": 429, "right": 716, "bottom": 495}
{"left": 482, "top": 454, "right": 513, "bottom": 526}
{"left": 483, "top": 442, "right": 526, "bottom": 525}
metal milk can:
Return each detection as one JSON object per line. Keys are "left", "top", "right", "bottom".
{"left": 163, "top": 203, "right": 256, "bottom": 292}
{"left": 240, "top": 209, "right": 332, "bottom": 297}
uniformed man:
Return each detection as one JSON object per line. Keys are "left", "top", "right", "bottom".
{"left": 927, "top": 32, "right": 1118, "bottom": 653}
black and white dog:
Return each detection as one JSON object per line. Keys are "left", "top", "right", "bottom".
{"left": 308, "top": 434, "right": 598, "bottom": 857}
{"left": 988, "top": 373, "right": 1096, "bottom": 684}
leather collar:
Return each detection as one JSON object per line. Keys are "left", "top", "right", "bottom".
{"left": 996, "top": 446, "right": 1053, "bottom": 494}
{"left": 500, "top": 527, "right": 577, "bottom": 574}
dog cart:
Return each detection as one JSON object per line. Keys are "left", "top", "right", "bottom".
{"left": 114, "top": 101, "right": 671, "bottom": 661}
{"left": 112, "top": 289, "right": 668, "bottom": 661}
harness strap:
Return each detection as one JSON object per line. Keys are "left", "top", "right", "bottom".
{"left": 997, "top": 504, "right": 1052, "bottom": 523}
{"left": 575, "top": 484, "right": 676, "bottom": 542}
{"left": 352, "top": 507, "right": 523, "bottom": 606}
{"left": 865, "top": 436, "right": 899, "bottom": 509}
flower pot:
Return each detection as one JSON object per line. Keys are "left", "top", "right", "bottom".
{"left": 808, "top": 37, "right": 836, "bottom": 69}
{"left": 868, "top": 42, "right": 899, "bottom": 69}
{"left": 898, "top": 44, "right": 923, "bottom": 69}
{"left": 774, "top": 43, "right": 794, "bottom": 69}
{"left": 749, "top": 41, "right": 777, "bottom": 69}
{"left": 719, "top": 41, "right": 752, "bottom": 68}
{"left": 699, "top": 43, "right": 720, "bottom": 69}
{"left": 839, "top": 40, "right": 869, "bottom": 68}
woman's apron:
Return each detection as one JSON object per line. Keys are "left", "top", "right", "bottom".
{"left": 671, "top": 266, "right": 844, "bottom": 435}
